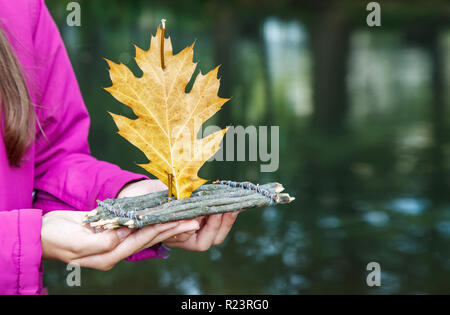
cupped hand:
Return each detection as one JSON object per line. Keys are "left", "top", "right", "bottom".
{"left": 116, "top": 179, "right": 241, "bottom": 252}
{"left": 41, "top": 210, "right": 199, "bottom": 270}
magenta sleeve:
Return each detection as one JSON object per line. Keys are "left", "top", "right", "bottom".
{"left": 0, "top": 209, "right": 44, "bottom": 295}
{"left": 30, "top": 0, "right": 166, "bottom": 264}
{"left": 31, "top": 0, "right": 148, "bottom": 211}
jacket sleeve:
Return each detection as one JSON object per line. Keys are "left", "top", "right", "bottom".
{"left": 0, "top": 209, "right": 44, "bottom": 295}
{"left": 32, "top": 0, "right": 146, "bottom": 212}
{"left": 30, "top": 1, "right": 165, "bottom": 263}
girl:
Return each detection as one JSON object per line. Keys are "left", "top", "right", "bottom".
{"left": 0, "top": 0, "right": 238, "bottom": 294}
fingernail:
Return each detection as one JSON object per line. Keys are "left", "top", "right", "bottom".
{"left": 231, "top": 211, "right": 238, "bottom": 217}
{"left": 216, "top": 214, "right": 223, "bottom": 220}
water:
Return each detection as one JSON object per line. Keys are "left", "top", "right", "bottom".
{"left": 43, "top": 0, "right": 450, "bottom": 294}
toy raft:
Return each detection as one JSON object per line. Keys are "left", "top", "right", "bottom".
{"left": 83, "top": 180, "right": 294, "bottom": 229}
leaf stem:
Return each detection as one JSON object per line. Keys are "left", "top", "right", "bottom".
{"left": 168, "top": 173, "right": 173, "bottom": 198}
{"left": 160, "top": 19, "right": 166, "bottom": 70}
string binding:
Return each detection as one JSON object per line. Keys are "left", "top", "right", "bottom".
{"left": 215, "top": 180, "right": 278, "bottom": 206}
{"left": 98, "top": 200, "right": 143, "bottom": 228}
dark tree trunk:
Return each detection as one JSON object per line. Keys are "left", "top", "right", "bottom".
{"left": 311, "top": 6, "right": 350, "bottom": 133}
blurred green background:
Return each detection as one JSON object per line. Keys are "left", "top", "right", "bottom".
{"left": 43, "top": 0, "right": 450, "bottom": 294}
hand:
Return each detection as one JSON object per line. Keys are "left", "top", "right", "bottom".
{"left": 163, "top": 212, "right": 240, "bottom": 251}
{"left": 41, "top": 210, "right": 199, "bottom": 270}
{"left": 117, "top": 179, "right": 241, "bottom": 252}
{"left": 116, "top": 179, "right": 202, "bottom": 244}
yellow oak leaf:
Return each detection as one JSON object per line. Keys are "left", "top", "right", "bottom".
{"left": 104, "top": 26, "right": 229, "bottom": 199}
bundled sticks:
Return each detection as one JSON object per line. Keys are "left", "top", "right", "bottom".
{"left": 83, "top": 181, "right": 294, "bottom": 229}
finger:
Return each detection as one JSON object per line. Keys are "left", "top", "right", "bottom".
{"left": 173, "top": 214, "right": 223, "bottom": 251}
{"left": 138, "top": 220, "right": 200, "bottom": 251}
{"left": 163, "top": 230, "right": 198, "bottom": 248}
{"left": 91, "top": 227, "right": 133, "bottom": 247}
{"left": 213, "top": 212, "right": 238, "bottom": 245}
{"left": 65, "top": 223, "right": 133, "bottom": 260}
{"left": 163, "top": 219, "right": 200, "bottom": 242}
{"left": 197, "top": 216, "right": 207, "bottom": 229}
{"left": 73, "top": 221, "right": 180, "bottom": 270}
{"left": 166, "top": 230, "right": 196, "bottom": 243}
{"left": 92, "top": 227, "right": 133, "bottom": 251}
{"left": 162, "top": 218, "right": 205, "bottom": 246}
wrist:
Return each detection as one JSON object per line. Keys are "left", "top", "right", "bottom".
{"left": 117, "top": 179, "right": 167, "bottom": 199}
{"left": 116, "top": 180, "right": 143, "bottom": 198}
{"left": 40, "top": 214, "right": 53, "bottom": 260}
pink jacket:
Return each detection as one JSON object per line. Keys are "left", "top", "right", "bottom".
{"left": 0, "top": 0, "right": 165, "bottom": 294}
